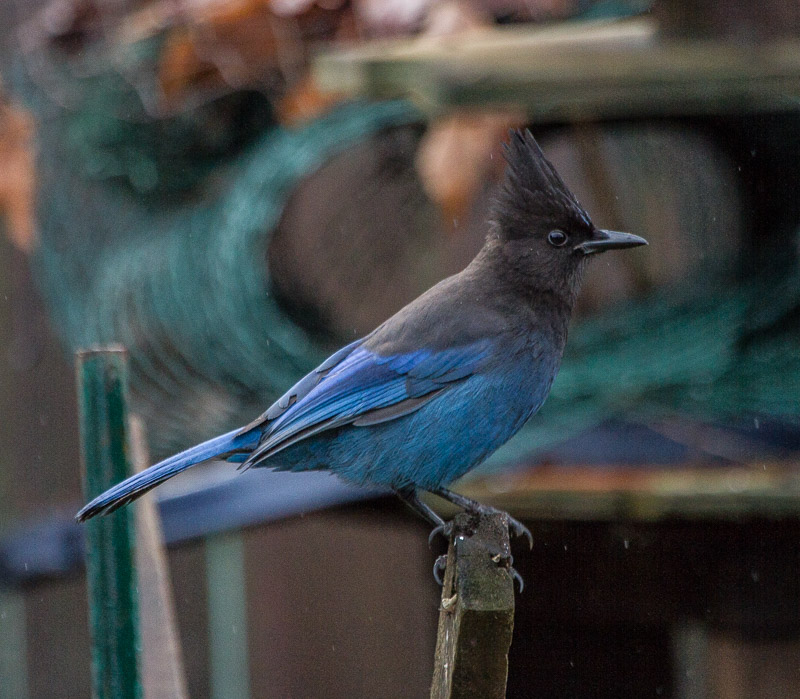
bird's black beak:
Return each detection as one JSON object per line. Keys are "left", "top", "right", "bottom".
{"left": 576, "top": 229, "right": 648, "bottom": 255}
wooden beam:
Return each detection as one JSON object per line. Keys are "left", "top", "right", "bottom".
{"left": 129, "top": 416, "right": 189, "bottom": 699}
{"left": 460, "top": 464, "right": 800, "bottom": 522}
{"left": 313, "top": 19, "right": 800, "bottom": 120}
{"left": 431, "top": 512, "right": 515, "bottom": 699}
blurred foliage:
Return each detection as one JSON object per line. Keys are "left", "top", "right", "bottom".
{"left": 10, "top": 1, "right": 800, "bottom": 469}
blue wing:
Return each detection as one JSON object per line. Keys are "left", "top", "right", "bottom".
{"left": 239, "top": 339, "right": 492, "bottom": 469}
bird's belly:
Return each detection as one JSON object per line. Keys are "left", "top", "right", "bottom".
{"left": 320, "top": 366, "right": 554, "bottom": 490}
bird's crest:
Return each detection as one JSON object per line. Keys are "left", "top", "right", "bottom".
{"left": 493, "top": 129, "right": 592, "bottom": 235}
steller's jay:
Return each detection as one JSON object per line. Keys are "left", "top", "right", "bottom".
{"left": 77, "top": 130, "right": 646, "bottom": 544}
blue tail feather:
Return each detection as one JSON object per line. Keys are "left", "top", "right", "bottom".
{"left": 76, "top": 427, "right": 259, "bottom": 521}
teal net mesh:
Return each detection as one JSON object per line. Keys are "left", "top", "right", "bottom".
{"left": 34, "top": 99, "right": 422, "bottom": 457}
{"left": 15, "top": 35, "right": 800, "bottom": 469}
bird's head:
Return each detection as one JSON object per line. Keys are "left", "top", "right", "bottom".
{"left": 489, "top": 129, "right": 646, "bottom": 301}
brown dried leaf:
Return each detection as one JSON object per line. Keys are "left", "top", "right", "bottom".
{"left": 0, "top": 97, "right": 37, "bottom": 253}
{"left": 275, "top": 73, "right": 346, "bottom": 125}
{"left": 157, "top": 0, "right": 351, "bottom": 110}
{"left": 416, "top": 111, "right": 523, "bottom": 229}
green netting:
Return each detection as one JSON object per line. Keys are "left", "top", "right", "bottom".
{"left": 490, "top": 270, "right": 800, "bottom": 466}
{"left": 18, "top": 36, "right": 426, "bottom": 454}
{"left": 14, "top": 36, "right": 800, "bottom": 468}
{"left": 32, "top": 98, "right": 422, "bottom": 456}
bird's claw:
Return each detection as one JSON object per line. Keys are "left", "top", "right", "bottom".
{"left": 429, "top": 512, "right": 531, "bottom": 549}
{"left": 490, "top": 551, "right": 525, "bottom": 593}
{"left": 470, "top": 505, "right": 532, "bottom": 549}
{"left": 428, "top": 522, "right": 453, "bottom": 547}
{"left": 428, "top": 504, "right": 529, "bottom": 589}
{"left": 506, "top": 515, "right": 533, "bottom": 550}
{"left": 510, "top": 566, "right": 525, "bottom": 593}
{"left": 433, "top": 555, "right": 448, "bottom": 586}
{"left": 434, "top": 550, "right": 525, "bottom": 592}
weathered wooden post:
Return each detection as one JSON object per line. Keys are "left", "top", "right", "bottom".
{"left": 128, "top": 416, "right": 189, "bottom": 699}
{"left": 77, "top": 346, "right": 142, "bottom": 699}
{"left": 431, "top": 511, "right": 516, "bottom": 699}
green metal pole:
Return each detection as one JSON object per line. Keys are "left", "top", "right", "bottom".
{"left": 206, "top": 532, "right": 251, "bottom": 699}
{"left": 77, "top": 346, "right": 142, "bottom": 699}
{"left": 0, "top": 591, "right": 29, "bottom": 699}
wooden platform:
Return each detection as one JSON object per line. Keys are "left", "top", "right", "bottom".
{"left": 313, "top": 18, "right": 800, "bottom": 120}
{"left": 457, "top": 463, "right": 800, "bottom": 522}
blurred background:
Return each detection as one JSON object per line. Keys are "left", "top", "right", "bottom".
{"left": 0, "top": 0, "right": 799, "bottom": 697}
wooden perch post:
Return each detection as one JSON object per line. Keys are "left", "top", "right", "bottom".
{"left": 129, "top": 416, "right": 190, "bottom": 699}
{"left": 431, "top": 512, "right": 516, "bottom": 699}
{"left": 76, "top": 346, "right": 142, "bottom": 699}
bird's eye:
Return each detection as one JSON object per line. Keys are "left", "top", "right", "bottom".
{"left": 547, "top": 230, "right": 568, "bottom": 247}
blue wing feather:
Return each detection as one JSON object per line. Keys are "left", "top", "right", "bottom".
{"left": 240, "top": 340, "right": 492, "bottom": 469}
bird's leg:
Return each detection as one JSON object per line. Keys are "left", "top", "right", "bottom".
{"left": 395, "top": 487, "right": 452, "bottom": 544}
{"left": 430, "top": 486, "right": 533, "bottom": 549}
{"left": 395, "top": 489, "right": 457, "bottom": 585}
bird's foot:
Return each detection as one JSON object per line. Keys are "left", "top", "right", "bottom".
{"left": 492, "top": 509, "right": 533, "bottom": 550}
{"left": 489, "top": 550, "right": 525, "bottom": 593}
{"left": 427, "top": 512, "right": 530, "bottom": 548}
{"left": 465, "top": 503, "right": 532, "bottom": 549}
{"left": 433, "top": 555, "right": 448, "bottom": 586}
{"left": 433, "top": 551, "right": 524, "bottom": 592}
{"left": 428, "top": 521, "right": 453, "bottom": 547}
{"left": 428, "top": 512, "right": 531, "bottom": 551}
{"left": 397, "top": 486, "right": 532, "bottom": 548}
{"left": 430, "top": 487, "right": 533, "bottom": 549}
